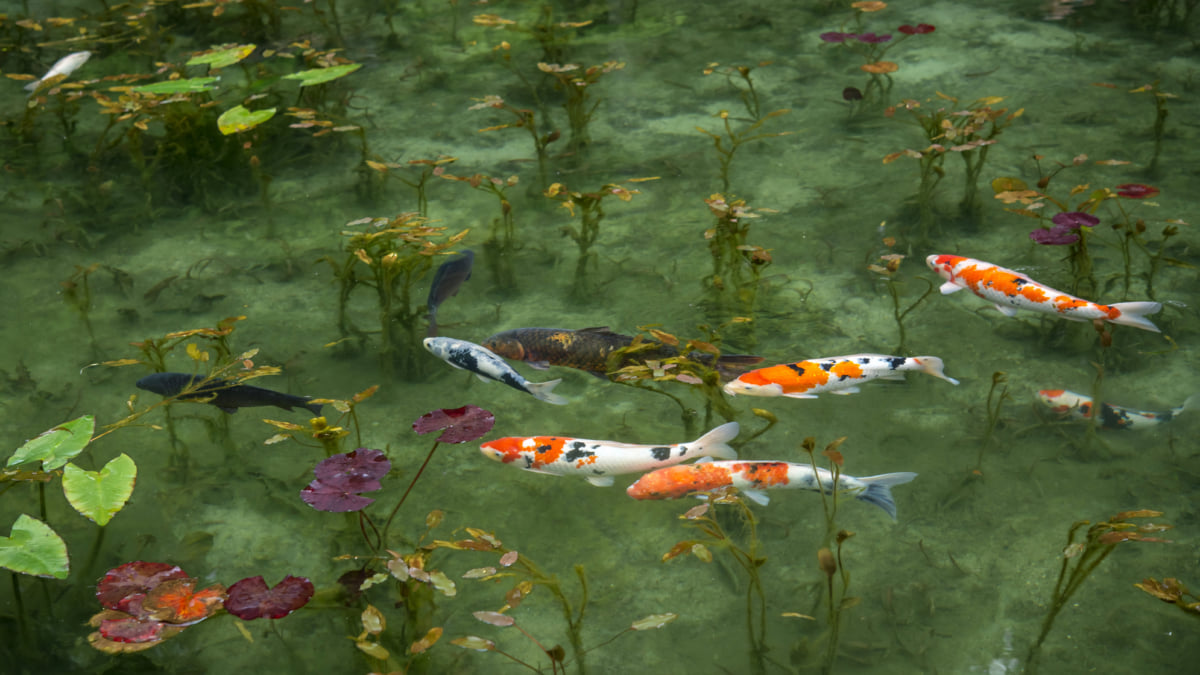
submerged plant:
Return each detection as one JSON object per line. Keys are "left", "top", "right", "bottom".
{"left": 440, "top": 168, "right": 522, "bottom": 289}
{"left": 866, "top": 246, "right": 932, "bottom": 355}
{"left": 819, "top": 2, "right": 936, "bottom": 105}
{"left": 1025, "top": 509, "right": 1173, "bottom": 674}
{"left": 1136, "top": 576, "right": 1200, "bottom": 621}
{"left": 696, "top": 108, "right": 792, "bottom": 195}
{"left": 538, "top": 60, "right": 625, "bottom": 155}
{"left": 702, "top": 194, "right": 775, "bottom": 331}
{"left": 544, "top": 179, "right": 650, "bottom": 299}
{"left": 470, "top": 95, "right": 560, "bottom": 188}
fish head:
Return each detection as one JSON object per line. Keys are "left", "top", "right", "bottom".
{"left": 1037, "top": 389, "right": 1082, "bottom": 416}
{"left": 422, "top": 337, "right": 451, "bottom": 358}
{"left": 722, "top": 371, "right": 784, "bottom": 397}
{"left": 479, "top": 438, "right": 528, "bottom": 465}
{"left": 925, "top": 254, "right": 961, "bottom": 280}
{"left": 481, "top": 332, "right": 527, "bottom": 361}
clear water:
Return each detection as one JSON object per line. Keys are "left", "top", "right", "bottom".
{"left": 1, "top": 1, "right": 1197, "bottom": 673}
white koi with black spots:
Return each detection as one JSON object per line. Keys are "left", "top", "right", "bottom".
{"left": 424, "top": 337, "right": 567, "bottom": 405}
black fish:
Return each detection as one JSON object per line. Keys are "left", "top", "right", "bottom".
{"left": 136, "top": 373, "right": 323, "bottom": 416}
{"left": 426, "top": 250, "right": 474, "bottom": 338}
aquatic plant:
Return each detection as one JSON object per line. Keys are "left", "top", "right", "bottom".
{"left": 473, "top": 8, "right": 593, "bottom": 66}
{"left": 884, "top": 94, "right": 1023, "bottom": 232}
{"left": 977, "top": 371, "right": 1011, "bottom": 472}
{"left": 816, "top": 530, "right": 857, "bottom": 675}
{"left": 1136, "top": 576, "right": 1200, "bottom": 621}
{"left": 866, "top": 248, "right": 933, "bottom": 355}
{"left": 702, "top": 194, "right": 775, "bottom": 330}
{"left": 439, "top": 168, "right": 521, "bottom": 289}
{"left": 696, "top": 107, "right": 792, "bottom": 195}
{"left": 60, "top": 263, "right": 102, "bottom": 359}
{"left": 538, "top": 60, "right": 625, "bottom": 155}
{"left": 364, "top": 156, "right": 458, "bottom": 217}
{"left": 663, "top": 494, "right": 770, "bottom": 675}
{"left": 327, "top": 213, "right": 468, "bottom": 377}
{"left": 470, "top": 94, "right": 560, "bottom": 188}
{"left": 1025, "top": 509, "right": 1173, "bottom": 674}
{"left": 819, "top": 3, "right": 936, "bottom": 106}
{"left": 544, "top": 179, "right": 651, "bottom": 299}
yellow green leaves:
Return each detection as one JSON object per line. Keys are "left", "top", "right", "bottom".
{"left": 186, "top": 44, "right": 256, "bottom": 69}
{"left": 0, "top": 514, "right": 70, "bottom": 579}
{"left": 131, "top": 77, "right": 218, "bottom": 94}
{"left": 283, "top": 63, "right": 362, "bottom": 87}
{"left": 7, "top": 415, "right": 94, "bottom": 471}
{"left": 62, "top": 454, "right": 137, "bottom": 527}
{"left": 217, "top": 105, "right": 276, "bottom": 135}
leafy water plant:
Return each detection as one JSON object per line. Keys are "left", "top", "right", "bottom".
{"left": 326, "top": 213, "right": 468, "bottom": 377}
{"left": 470, "top": 94, "right": 560, "bottom": 188}
{"left": 538, "top": 60, "right": 625, "bottom": 155}
{"left": 439, "top": 167, "right": 521, "bottom": 288}
{"left": 1025, "top": 509, "right": 1174, "bottom": 674}
{"left": 543, "top": 179, "right": 651, "bottom": 299}
{"left": 815, "top": 530, "right": 857, "bottom": 675}
{"left": 866, "top": 248, "right": 932, "bottom": 355}
{"left": 696, "top": 108, "right": 792, "bottom": 195}
{"left": 977, "top": 371, "right": 1011, "bottom": 472}
{"left": 819, "top": 1, "right": 936, "bottom": 106}
{"left": 702, "top": 194, "right": 775, "bottom": 328}
{"left": 1136, "top": 576, "right": 1200, "bottom": 620}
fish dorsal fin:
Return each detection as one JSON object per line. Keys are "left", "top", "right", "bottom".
{"left": 578, "top": 326, "right": 614, "bottom": 334}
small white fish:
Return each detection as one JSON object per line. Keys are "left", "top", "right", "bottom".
{"left": 1037, "top": 389, "right": 1197, "bottom": 431}
{"left": 424, "top": 336, "right": 567, "bottom": 405}
{"left": 26, "top": 51, "right": 92, "bottom": 93}
{"left": 480, "top": 422, "right": 739, "bottom": 487}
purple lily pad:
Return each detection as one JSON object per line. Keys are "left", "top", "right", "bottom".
{"left": 1051, "top": 211, "right": 1100, "bottom": 229}
{"left": 99, "top": 616, "right": 165, "bottom": 644}
{"left": 96, "top": 562, "right": 189, "bottom": 611}
{"left": 413, "top": 406, "right": 495, "bottom": 443}
{"left": 301, "top": 449, "right": 390, "bottom": 512}
{"left": 225, "top": 575, "right": 315, "bottom": 620}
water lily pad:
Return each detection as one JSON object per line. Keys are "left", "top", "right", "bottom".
{"left": 0, "top": 514, "right": 69, "bottom": 579}
{"left": 63, "top": 454, "right": 137, "bottom": 526}
{"left": 143, "top": 578, "right": 227, "bottom": 624}
{"left": 7, "top": 415, "right": 94, "bottom": 470}
{"left": 132, "top": 77, "right": 218, "bottom": 94}
{"left": 413, "top": 406, "right": 495, "bottom": 443}
{"left": 283, "top": 63, "right": 361, "bottom": 87}
{"left": 217, "top": 104, "right": 276, "bottom": 135}
{"left": 187, "top": 44, "right": 256, "bottom": 69}
{"left": 301, "top": 448, "right": 390, "bottom": 512}
{"left": 97, "top": 561, "right": 188, "bottom": 611}
{"left": 225, "top": 575, "right": 315, "bottom": 620}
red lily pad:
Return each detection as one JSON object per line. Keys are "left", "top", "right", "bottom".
{"left": 99, "top": 615, "right": 165, "bottom": 643}
{"left": 413, "top": 406, "right": 495, "bottom": 443}
{"left": 301, "top": 449, "right": 390, "bottom": 512}
{"left": 96, "top": 561, "right": 188, "bottom": 611}
{"left": 225, "top": 575, "right": 315, "bottom": 620}
{"left": 143, "top": 578, "right": 227, "bottom": 624}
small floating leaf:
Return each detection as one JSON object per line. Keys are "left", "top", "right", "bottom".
{"left": 409, "top": 626, "right": 442, "bottom": 654}
{"left": 452, "top": 635, "right": 495, "bottom": 651}
{"left": 131, "top": 77, "right": 218, "bottom": 94}
{"left": 187, "top": 44, "right": 256, "bottom": 69}
{"left": 62, "top": 454, "right": 137, "bottom": 526}
{"left": 0, "top": 514, "right": 69, "bottom": 579}
{"left": 224, "top": 575, "right": 314, "bottom": 620}
{"left": 473, "top": 611, "right": 514, "bottom": 627}
{"left": 8, "top": 415, "right": 94, "bottom": 470}
{"left": 631, "top": 613, "right": 678, "bottom": 631}
{"left": 283, "top": 63, "right": 362, "bottom": 87}
{"left": 218, "top": 105, "right": 276, "bottom": 135}
{"left": 413, "top": 406, "right": 495, "bottom": 443}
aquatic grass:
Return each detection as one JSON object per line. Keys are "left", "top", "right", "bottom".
{"left": 543, "top": 179, "right": 651, "bottom": 300}
{"left": 866, "top": 249, "right": 933, "bottom": 355}
{"left": 538, "top": 60, "right": 625, "bottom": 156}
{"left": 818, "top": 2, "right": 936, "bottom": 106}
{"left": 702, "top": 194, "right": 775, "bottom": 333}
{"left": 440, "top": 168, "right": 521, "bottom": 289}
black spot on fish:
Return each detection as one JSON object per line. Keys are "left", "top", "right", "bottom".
{"left": 785, "top": 363, "right": 809, "bottom": 377}
{"left": 1099, "top": 402, "right": 1133, "bottom": 430}
{"left": 650, "top": 447, "right": 671, "bottom": 461}
{"left": 676, "top": 445, "right": 688, "bottom": 457}
{"left": 564, "top": 447, "right": 594, "bottom": 462}
{"left": 886, "top": 357, "right": 906, "bottom": 370}
{"left": 523, "top": 456, "right": 534, "bottom": 469}
{"left": 819, "top": 361, "right": 834, "bottom": 372}
{"left": 537, "top": 444, "right": 554, "bottom": 455}
{"left": 857, "top": 357, "right": 872, "bottom": 364}
{"left": 500, "top": 372, "right": 525, "bottom": 390}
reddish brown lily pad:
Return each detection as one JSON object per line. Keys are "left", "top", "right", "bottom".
{"left": 143, "top": 578, "right": 227, "bottom": 625}
{"left": 413, "top": 406, "right": 495, "bottom": 443}
{"left": 225, "top": 575, "right": 315, "bottom": 620}
{"left": 96, "top": 561, "right": 188, "bottom": 611}
{"left": 301, "top": 449, "right": 390, "bottom": 512}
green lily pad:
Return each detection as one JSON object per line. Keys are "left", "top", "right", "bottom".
{"left": 283, "top": 63, "right": 362, "bottom": 87}
{"left": 217, "top": 104, "right": 276, "bottom": 135}
{"left": 132, "top": 77, "right": 219, "bottom": 94}
{"left": 187, "top": 44, "right": 256, "bottom": 69}
{"left": 63, "top": 454, "right": 137, "bottom": 527}
{"left": 0, "top": 514, "right": 69, "bottom": 579}
{"left": 7, "top": 415, "right": 94, "bottom": 471}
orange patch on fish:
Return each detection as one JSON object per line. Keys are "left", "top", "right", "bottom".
{"left": 525, "top": 437, "right": 567, "bottom": 467}
{"left": 756, "top": 362, "right": 831, "bottom": 394}
{"left": 733, "top": 461, "right": 790, "bottom": 488}
{"left": 628, "top": 463, "right": 734, "bottom": 499}
{"left": 828, "top": 360, "right": 863, "bottom": 381}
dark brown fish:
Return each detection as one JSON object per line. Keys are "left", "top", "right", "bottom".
{"left": 481, "top": 327, "right": 762, "bottom": 378}
{"left": 427, "top": 250, "right": 474, "bottom": 338}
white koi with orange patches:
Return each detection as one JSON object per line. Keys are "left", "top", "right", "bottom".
{"left": 1037, "top": 389, "right": 1197, "bottom": 431}
{"left": 627, "top": 460, "right": 917, "bottom": 520}
{"left": 480, "top": 422, "right": 738, "bottom": 487}
{"left": 722, "top": 354, "right": 958, "bottom": 399}
{"left": 926, "top": 254, "right": 1162, "bottom": 332}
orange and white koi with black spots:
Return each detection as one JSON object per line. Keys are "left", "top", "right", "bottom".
{"left": 479, "top": 422, "right": 738, "bottom": 487}
{"left": 722, "top": 354, "right": 958, "bottom": 399}
{"left": 626, "top": 460, "right": 917, "bottom": 520}
{"left": 1037, "top": 389, "right": 1197, "bottom": 431}
{"left": 926, "top": 254, "right": 1162, "bottom": 332}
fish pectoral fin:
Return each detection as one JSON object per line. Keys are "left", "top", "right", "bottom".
{"left": 219, "top": 407, "right": 239, "bottom": 414}
{"left": 781, "top": 392, "right": 820, "bottom": 399}
{"left": 992, "top": 304, "right": 1020, "bottom": 317}
{"left": 740, "top": 488, "right": 770, "bottom": 506}
{"left": 527, "top": 360, "right": 551, "bottom": 371}
{"left": 829, "top": 386, "right": 862, "bottom": 395}
{"left": 939, "top": 281, "right": 965, "bottom": 295}
{"left": 585, "top": 476, "right": 615, "bottom": 487}
{"left": 474, "top": 374, "right": 493, "bottom": 383}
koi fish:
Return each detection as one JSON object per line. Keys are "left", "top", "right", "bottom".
{"left": 423, "top": 337, "right": 567, "bottom": 405}
{"left": 926, "top": 254, "right": 1162, "bottom": 332}
{"left": 136, "top": 372, "right": 322, "bottom": 415}
{"left": 480, "top": 421, "right": 739, "bottom": 487}
{"left": 626, "top": 460, "right": 917, "bottom": 520}
{"left": 481, "top": 326, "right": 762, "bottom": 377}
{"left": 1037, "top": 389, "right": 1197, "bottom": 430}
{"left": 426, "top": 250, "right": 473, "bottom": 338}
{"left": 26, "top": 51, "right": 91, "bottom": 93}
{"left": 723, "top": 354, "right": 958, "bottom": 398}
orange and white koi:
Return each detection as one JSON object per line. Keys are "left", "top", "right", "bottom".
{"left": 926, "top": 254, "right": 1162, "bottom": 332}
{"left": 1037, "top": 389, "right": 1197, "bottom": 431}
{"left": 722, "top": 354, "right": 958, "bottom": 399}
{"left": 626, "top": 460, "right": 917, "bottom": 520}
{"left": 480, "top": 422, "right": 739, "bottom": 487}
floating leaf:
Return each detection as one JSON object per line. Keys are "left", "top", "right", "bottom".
{"left": 410, "top": 626, "right": 442, "bottom": 654}
{"left": 412, "top": 406, "right": 495, "bottom": 443}
{"left": 361, "top": 604, "right": 386, "bottom": 635}
{"left": 991, "top": 177, "right": 1027, "bottom": 193}
{"left": 225, "top": 575, "right": 314, "bottom": 620}
{"left": 98, "top": 615, "right": 165, "bottom": 643}
{"left": 631, "top": 613, "right": 678, "bottom": 631}
{"left": 187, "top": 44, "right": 256, "bottom": 69}
{"left": 0, "top": 514, "right": 69, "bottom": 579}
{"left": 473, "top": 610, "right": 514, "bottom": 627}
{"left": 131, "top": 77, "right": 218, "bottom": 94}
{"left": 301, "top": 449, "right": 391, "bottom": 512}
{"left": 97, "top": 561, "right": 188, "bottom": 610}
{"left": 62, "top": 454, "right": 137, "bottom": 526}
{"left": 499, "top": 550, "right": 519, "bottom": 567}
{"left": 462, "top": 567, "right": 497, "bottom": 579}
{"left": 452, "top": 635, "right": 496, "bottom": 651}
{"left": 283, "top": 63, "right": 362, "bottom": 87}
{"left": 218, "top": 104, "right": 276, "bottom": 135}
{"left": 8, "top": 415, "right": 94, "bottom": 470}
{"left": 143, "top": 578, "right": 226, "bottom": 624}
{"left": 355, "top": 639, "right": 389, "bottom": 660}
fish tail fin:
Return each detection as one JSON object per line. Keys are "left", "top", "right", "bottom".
{"left": 305, "top": 400, "right": 324, "bottom": 416}
{"left": 1175, "top": 394, "right": 1200, "bottom": 418}
{"left": 693, "top": 421, "right": 740, "bottom": 460}
{"left": 913, "top": 356, "right": 960, "bottom": 385}
{"left": 1108, "top": 302, "right": 1162, "bottom": 332}
{"left": 855, "top": 472, "right": 918, "bottom": 521}
{"left": 527, "top": 378, "right": 569, "bottom": 405}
